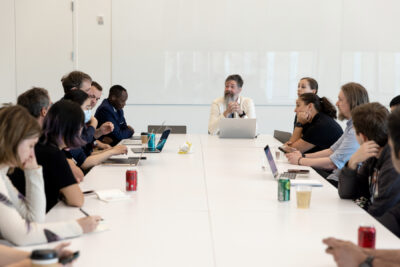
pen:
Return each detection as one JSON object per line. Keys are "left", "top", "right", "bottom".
{"left": 79, "top": 208, "right": 104, "bottom": 221}
{"left": 79, "top": 207, "right": 90, "bottom": 217}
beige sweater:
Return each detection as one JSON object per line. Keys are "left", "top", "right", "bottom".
{"left": 208, "top": 95, "right": 256, "bottom": 135}
{"left": 0, "top": 166, "right": 82, "bottom": 246}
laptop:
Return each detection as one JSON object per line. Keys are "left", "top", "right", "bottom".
{"left": 102, "top": 149, "right": 146, "bottom": 166}
{"left": 273, "top": 130, "right": 292, "bottom": 144}
{"left": 121, "top": 139, "right": 142, "bottom": 145}
{"left": 264, "top": 145, "right": 296, "bottom": 179}
{"left": 129, "top": 135, "right": 142, "bottom": 140}
{"left": 219, "top": 118, "right": 256, "bottom": 139}
{"left": 131, "top": 129, "right": 171, "bottom": 153}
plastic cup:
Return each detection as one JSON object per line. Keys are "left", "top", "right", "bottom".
{"left": 275, "top": 150, "right": 282, "bottom": 161}
{"left": 296, "top": 185, "right": 312, "bottom": 209}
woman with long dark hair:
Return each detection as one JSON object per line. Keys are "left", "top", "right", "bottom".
{"left": 286, "top": 93, "right": 343, "bottom": 153}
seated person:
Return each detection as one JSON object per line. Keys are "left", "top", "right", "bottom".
{"left": 288, "top": 77, "right": 319, "bottom": 144}
{"left": 95, "top": 85, "right": 134, "bottom": 145}
{"left": 36, "top": 100, "right": 87, "bottom": 212}
{"left": 323, "top": 237, "right": 400, "bottom": 267}
{"left": 323, "top": 108, "right": 400, "bottom": 266}
{"left": 285, "top": 93, "right": 342, "bottom": 154}
{"left": 61, "top": 70, "right": 92, "bottom": 94}
{"left": 338, "top": 103, "right": 400, "bottom": 224}
{"left": 64, "top": 90, "right": 128, "bottom": 170}
{"left": 61, "top": 71, "right": 113, "bottom": 144}
{"left": 286, "top": 82, "right": 369, "bottom": 184}
{"left": 0, "top": 106, "right": 99, "bottom": 246}
{"left": 0, "top": 242, "right": 74, "bottom": 266}
{"left": 88, "top": 81, "right": 111, "bottom": 150}
{"left": 208, "top": 74, "right": 256, "bottom": 135}
{"left": 389, "top": 95, "right": 400, "bottom": 112}
{"left": 10, "top": 87, "right": 85, "bottom": 190}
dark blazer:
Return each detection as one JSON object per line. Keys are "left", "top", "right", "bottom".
{"left": 338, "top": 145, "right": 400, "bottom": 218}
{"left": 94, "top": 99, "right": 133, "bottom": 145}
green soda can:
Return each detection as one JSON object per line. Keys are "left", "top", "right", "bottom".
{"left": 278, "top": 178, "right": 290, "bottom": 201}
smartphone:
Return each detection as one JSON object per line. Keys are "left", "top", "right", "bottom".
{"left": 278, "top": 145, "right": 297, "bottom": 154}
{"left": 59, "top": 251, "right": 80, "bottom": 265}
{"left": 287, "top": 169, "right": 310, "bottom": 174}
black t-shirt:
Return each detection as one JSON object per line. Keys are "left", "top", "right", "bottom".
{"left": 64, "top": 148, "right": 87, "bottom": 167}
{"left": 301, "top": 112, "right": 343, "bottom": 153}
{"left": 35, "top": 142, "right": 77, "bottom": 212}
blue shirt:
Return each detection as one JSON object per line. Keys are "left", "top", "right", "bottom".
{"left": 327, "top": 119, "right": 360, "bottom": 181}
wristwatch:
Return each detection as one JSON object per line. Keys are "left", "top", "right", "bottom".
{"left": 239, "top": 111, "right": 246, "bottom": 118}
{"left": 295, "top": 122, "right": 303, "bottom": 128}
{"left": 359, "top": 256, "right": 374, "bottom": 267}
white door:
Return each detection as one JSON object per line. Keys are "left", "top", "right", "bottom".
{"left": 15, "top": 0, "right": 74, "bottom": 102}
{"left": 0, "top": 0, "right": 17, "bottom": 104}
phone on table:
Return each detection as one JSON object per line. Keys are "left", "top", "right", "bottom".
{"left": 59, "top": 251, "right": 80, "bottom": 265}
{"left": 287, "top": 169, "right": 310, "bottom": 174}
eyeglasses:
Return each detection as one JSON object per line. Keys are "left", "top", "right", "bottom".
{"left": 89, "top": 95, "right": 101, "bottom": 101}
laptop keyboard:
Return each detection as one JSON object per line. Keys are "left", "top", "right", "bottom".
{"left": 279, "top": 172, "right": 296, "bottom": 179}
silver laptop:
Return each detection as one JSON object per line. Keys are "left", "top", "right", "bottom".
{"left": 129, "top": 135, "right": 142, "bottom": 140}
{"left": 102, "top": 150, "right": 145, "bottom": 166}
{"left": 102, "top": 157, "right": 140, "bottom": 166}
{"left": 264, "top": 145, "right": 296, "bottom": 179}
{"left": 121, "top": 139, "right": 142, "bottom": 145}
{"left": 219, "top": 118, "right": 256, "bottom": 139}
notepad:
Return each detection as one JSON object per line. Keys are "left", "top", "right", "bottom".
{"left": 290, "top": 179, "right": 323, "bottom": 187}
{"left": 94, "top": 221, "right": 110, "bottom": 233}
{"left": 95, "top": 189, "right": 131, "bottom": 202}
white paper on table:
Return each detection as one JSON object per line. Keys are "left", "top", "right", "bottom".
{"left": 95, "top": 189, "right": 131, "bottom": 202}
{"left": 290, "top": 179, "right": 323, "bottom": 187}
{"left": 93, "top": 221, "right": 110, "bottom": 233}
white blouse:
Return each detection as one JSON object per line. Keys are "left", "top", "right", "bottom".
{"left": 0, "top": 166, "right": 82, "bottom": 246}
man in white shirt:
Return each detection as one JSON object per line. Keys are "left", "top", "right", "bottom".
{"left": 208, "top": 74, "right": 256, "bottom": 135}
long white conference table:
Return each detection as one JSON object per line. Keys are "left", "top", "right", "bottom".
{"left": 31, "top": 134, "right": 400, "bottom": 266}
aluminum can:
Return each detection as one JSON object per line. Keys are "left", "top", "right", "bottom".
{"left": 358, "top": 225, "right": 376, "bottom": 248}
{"left": 278, "top": 178, "right": 290, "bottom": 201}
{"left": 126, "top": 169, "right": 137, "bottom": 191}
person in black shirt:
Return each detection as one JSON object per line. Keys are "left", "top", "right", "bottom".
{"left": 36, "top": 100, "right": 86, "bottom": 212}
{"left": 287, "top": 77, "right": 319, "bottom": 145}
{"left": 10, "top": 88, "right": 85, "bottom": 194}
{"left": 64, "top": 90, "right": 127, "bottom": 172}
{"left": 284, "top": 93, "right": 343, "bottom": 154}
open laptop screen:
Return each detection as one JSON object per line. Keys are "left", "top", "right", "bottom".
{"left": 156, "top": 129, "right": 171, "bottom": 151}
{"left": 264, "top": 145, "right": 278, "bottom": 177}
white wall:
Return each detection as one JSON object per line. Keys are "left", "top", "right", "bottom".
{"left": 0, "top": 0, "right": 398, "bottom": 134}
{"left": 75, "top": 0, "right": 111, "bottom": 90}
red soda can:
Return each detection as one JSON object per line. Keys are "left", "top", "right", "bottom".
{"left": 358, "top": 225, "right": 376, "bottom": 248}
{"left": 126, "top": 169, "right": 137, "bottom": 191}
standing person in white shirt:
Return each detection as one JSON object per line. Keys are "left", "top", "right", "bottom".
{"left": 208, "top": 74, "right": 256, "bottom": 135}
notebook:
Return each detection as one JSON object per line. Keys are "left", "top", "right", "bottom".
{"left": 95, "top": 189, "right": 131, "bottom": 202}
